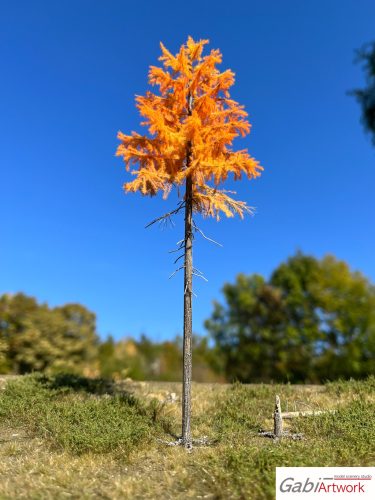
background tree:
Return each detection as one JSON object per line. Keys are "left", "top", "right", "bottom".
{"left": 353, "top": 41, "right": 375, "bottom": 144}
{"left": 0, "top": 293, "right": 99, "bottom": 374}
{"left": 270, "top": 253, "right": 325, "bottom": 381}
{"left": 98, "top": 333, "right": 222, "bottom": 382}
{"left": 312, "top": 255, "right": 375, "bottom": 379}
{"left": 205, "top": 252, "right": 375, "bottom": 382}
{"left": 116, "top": 37, "right": 262, "bottom": 447}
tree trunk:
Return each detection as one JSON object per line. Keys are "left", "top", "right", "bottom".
{"left": 182, "top": 175, "right": 193, "bottom": 448}
{"left": 182, "top": 93, "right": 194, "bottom": 448}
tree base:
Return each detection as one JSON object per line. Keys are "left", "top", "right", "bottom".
{"left": 258, "top": 429, "right": 304, "bottom": 441}
{"left": 157, "top": 435, "right": 212, "bottom": 450}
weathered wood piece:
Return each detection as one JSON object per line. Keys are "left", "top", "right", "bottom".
{"left": 282, "top": 410, "right": 336, "bottom": 419}
{"left": 259, "top": 395, "right": 304, "bottom": 441}
{"left": 274, "top": 395, "right": 283, "bottom": 437}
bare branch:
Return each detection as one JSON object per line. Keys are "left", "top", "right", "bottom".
{"left": 174, "top": 253, "right": 185, "bottom": 264}
{"left": 169, "top": 247, "right": 183, "bottom": 254}
{"left": 192, "top": 220, "right": 223, "bottom": 247}
{"left": 168, "top": 240, "right": 185, "bottom": 254}
{"left": 193, "top": 265, "right": 205, "bottom": 276}
{"left": 145, "top": 202, "right": 185, "bottom": 229}
{"left": 169, "top": 265, "right": 185, "bottom": 279}
{"left": 193, "top": 272, "right": 208, "bottom": 282}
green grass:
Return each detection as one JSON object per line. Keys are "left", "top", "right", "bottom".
{"left": 0, "top": 375, "right": 374, "bottom": 499}
{"left": 0, "top": 374, "right": 156, "bottom": 455}
{"left": 200, "top": 379, "right": 375, "bottom": 499}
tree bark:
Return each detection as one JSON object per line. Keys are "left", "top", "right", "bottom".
{"left": 182, "top": 94, "right": 194, "bottom": 448}
{"left": 182, "top": 175, "right": 193, "bottom": 447}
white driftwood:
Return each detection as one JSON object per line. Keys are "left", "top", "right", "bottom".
{"left": 259, "top": 395, "right": 304, "bottom": 440}
{"left": 280, "top": 409, "right": 336, "bottom": 419}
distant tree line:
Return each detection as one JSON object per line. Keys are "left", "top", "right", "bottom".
{"left": 0, "top": 293, "right": 221, "bottom": 382}
{"left": 98, "top": 334, "right": 223, "bottom": 383}
{"left": 1, "top": 252, "right": 374, "bottom": 382}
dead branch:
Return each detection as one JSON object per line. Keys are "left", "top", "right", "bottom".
{"left": 192, "top": 267, "right": 208, "bottom": 281}
{"left": 281, "top": 410, "right": 336, "bottom": 419}
{"left": 145, "top": 202, "right": 185, "bottom": 229}
{"left": 174, "top": 253, "right": 185, "bottom": 264}
{"left": 169, "top": 265, "right": 185, "bottom": 279}
{"left": 192, "top": 220, "right": 223, "bottom": 247}
{"left": 193, "top": 271, "right": 208, "bottom": 282}
{"left": 169, "top": 242, "right": 185, "bottom": 254}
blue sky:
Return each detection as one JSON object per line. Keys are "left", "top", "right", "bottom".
{"left": 1, "top": 0, "right": 374, "bottom": 341}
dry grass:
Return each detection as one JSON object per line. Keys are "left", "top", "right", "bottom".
{"left": 0, "top": 375, "right": 374, "bottom": 499}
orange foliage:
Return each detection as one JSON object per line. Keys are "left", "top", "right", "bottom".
{"left": 116, "top": 37, "right": 262, "bottom": 219}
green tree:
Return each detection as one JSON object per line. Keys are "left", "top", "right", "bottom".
{"left": 270, "top": 252, "right": 324, "bottom": 381}
{"left": 98, "top": 335, "right": 118, "bottom": 378}
{"left": 0, "top": 293, "right": 99, "bottom": 374}
{"left": 313, "top": 255, "right": 375, "bottom": 379}
{"left": 205, "top": 253, "right": 375, "bottom": 382}
{"left": 205, "top": 274, "right": 296, "bottom": 382}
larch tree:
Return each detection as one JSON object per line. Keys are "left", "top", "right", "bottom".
{"left": 116, "top": 37, "right": 262, "bottom": 448}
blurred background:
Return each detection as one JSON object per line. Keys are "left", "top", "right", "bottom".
{"left": 1, "top": 1, "right": 374, "bottom": 382}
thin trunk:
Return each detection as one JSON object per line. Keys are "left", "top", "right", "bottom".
{"left": 182, "top": 94, "right": 194, "bottom": 448}
{"left": 182, "top": 176, "right": 193, "bottom": 447}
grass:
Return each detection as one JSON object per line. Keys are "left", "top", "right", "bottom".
{"left": 0, "top": 374, "right": 155, "bottom": 456}
{"left": 0, "top": 375, "right": 374, "bottom": 499}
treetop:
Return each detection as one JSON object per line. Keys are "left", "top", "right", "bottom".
{"left": 116, "top": 37, "right": 262, "bottom": 219}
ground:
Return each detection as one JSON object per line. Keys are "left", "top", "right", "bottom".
{"left": 0, "top": 374, "right": 374, "bottom": 499}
